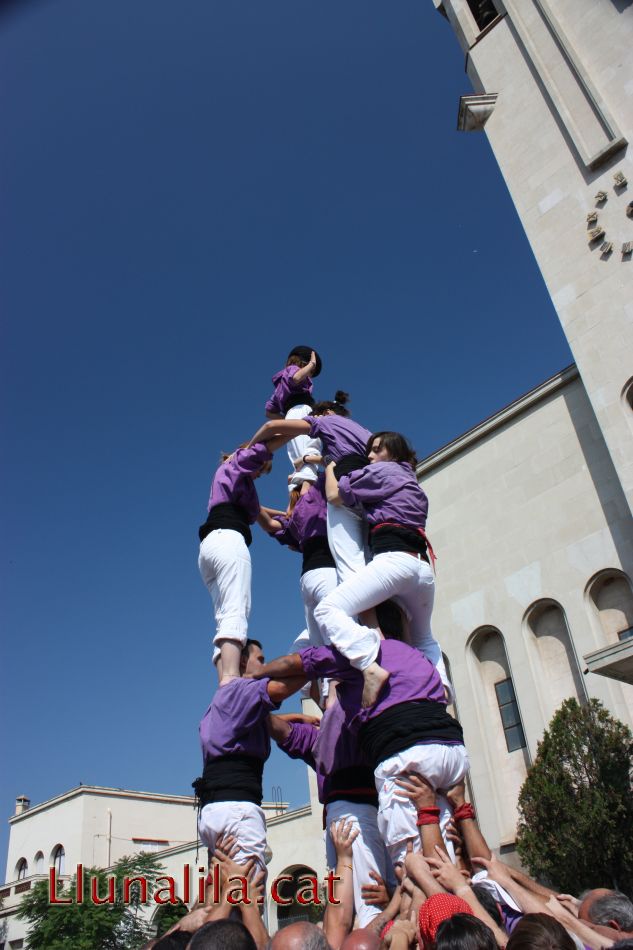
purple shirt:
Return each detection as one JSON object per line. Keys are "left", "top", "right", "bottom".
{"left": 274, "top": 475, "right": 328, "bottom": 551}
{"left": 265, "top": 365, "right": 313, "bottom": 416}
{"left": 308, "top": 415, "right": 372, "bottom": 461}
{"left": 199, "top": 677, "right": 280, "bottom": 762}
{"left": 300, "top": 640, "right": 446, "bottom": 726}
{"left": 207, "top": 443, "right": 272, "bottom": 522}
{"left": 338, "top": 461, "right": 428, "bottom": 529}
{"left": 278, "top": 701, "right": 371, "bottom": 803}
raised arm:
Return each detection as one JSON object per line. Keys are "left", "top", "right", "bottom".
{"left": 248, "top": 418, "right": 312, "bottom": 449}
{"left": 290, "top": 351, "right": 318, "bottom": 385}
{"left": 257, "top": 507, "right": 284, "bottom": 534}
{"left": 266, "top": 675, "right": 309, "bottom": 704}
{"left": 257, "top": 653, "right": 306, "bottom": 680}
{"left": 324, "top": 819, "right": 359, "bottom": 950}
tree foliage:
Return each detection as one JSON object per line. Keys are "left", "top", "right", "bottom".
{"left": 17, "top": 852, "right": 164, "bottom": 950}
{"left": 516, "top": 698, "right": 633, "bottom": 894}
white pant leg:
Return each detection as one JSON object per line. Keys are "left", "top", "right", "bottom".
{"left": 325, "top": 801, "right": 389, "bottom": 928}
{"left": 285, "top": 405, "right": 321, "bottom": 485}
{"left": 301, "top": 567, "right": 338, "bottom": 700}
{"left": 300, "top": 567, "right": 338, "bottom": 648}
{"left": 374, "top": 744, "right": 469, "bottom": 867}
{"left": 199, "top": 801, "right": 268, "bottom": 878}
{"left": 198, "top": 529, "right": 251, "bottom": 655}
{"left": 326, "top": 502, "right": 368, "bottom": 583}
{"left": 314, "top": 552, "right": 423, "bottom": 671}
{"left": 388, "top": 557, "right": 449, "bottom": 691}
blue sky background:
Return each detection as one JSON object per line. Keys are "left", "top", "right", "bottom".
{"left": 1, "top": 0, "right": 571, "bottom": 871}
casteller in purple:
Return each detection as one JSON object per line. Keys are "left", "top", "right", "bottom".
{"left": 338, "top": 461, "right": 428, "bottom": 529}
{"left": 265, "top": 365, "right": 313, "bottom": 417}
{"left": 195, "top": 678, "right": 281, "bottom": 807}
{"left": 207, "top": 443, "right": 272, "bottom": 523}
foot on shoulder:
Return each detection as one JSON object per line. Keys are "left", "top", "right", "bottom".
{"left": 361, "top": 663, "right": 390, "bottom": 708}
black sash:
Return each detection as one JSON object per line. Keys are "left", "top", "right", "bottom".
{"left": 334, "top": 453, "right": 369, "bottom": 479}
{"left": 359, "top": 701, "right": 464, "bottom": 769}
{"left": 192, "top": 753, "right": 264, "bottom": 807}
{"left": 370, "top": 524, "right": 428, "bottom": 559}
{"left": 198, "top": 502, "right": 252, "bottom": 546}
{"left": 326, "top": 765, "right": 378, "bottom": 808}
{"left": 301, "top": 536, "right": 336, "bottom": 575}
{"left": 284, "top": 392, "right": 315, "bottom": 413}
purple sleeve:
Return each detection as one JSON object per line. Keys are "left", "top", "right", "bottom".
{"left": 273, "top": 515, "right": 298, "bottom": 548}
{"left": 229, "top": 679, "right": 280, "bottom": 734}
{"left": 338, "top": 466, "right": 386, "bottom": 508}
{"left": 229, "top": 443, "right": 272, "bottom": 475}
{"left": 265, "top": 393, "right": 282, "bottom": 415}
{"left": 300, "top": 645, "right": 356, "bottom": 681}
{"left": 277, "top": 722, "right": 317, "bottom": 769}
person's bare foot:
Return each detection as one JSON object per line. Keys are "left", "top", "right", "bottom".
{"left": 362, "top": 663, "right": 390, "bottom": 707}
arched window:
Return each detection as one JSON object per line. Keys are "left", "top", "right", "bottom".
{"left": 466, "top": 0, "right": 499, "bottom": 31}
{"left": 469, "top": 626, "right": 529, "bottom": 839}
{"left": 34, "top": 851, "right": 44, "bottom": 874}
{"left": 16, "top": 858, "right": 28, "bottom": 880}
{"left": 622, "top": 377, "right": 633, "bottom": 413}
{"left": 587, "top": 570, "right": 633, "bottom": 644}
{"left": 525, "top": 599, "right": 586, "bottom": 718}
{"left": 51, "top": 845, "right": 65, "bottom": 876}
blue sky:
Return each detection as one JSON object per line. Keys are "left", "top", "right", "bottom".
{"left": 0, "top": 0, "right": 571, "bottom": 870}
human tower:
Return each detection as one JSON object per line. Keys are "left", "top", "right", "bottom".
{"left": 193, "top": 345, "right": 468, "bottom": 927}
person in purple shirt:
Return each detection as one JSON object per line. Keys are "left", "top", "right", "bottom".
{"left": 269, "top": 698, "right": 392, "bottom": 928}
{"left": 248, "top": 391, "right": 372, "bottom": 583}
{"left": 194, "top": 639, "right": 305, "bottom": 878}
{"left": 319, "top": 430, "right": 446, "bottom": 707}
{"left": 254, "top": 631, "right": 468, "bottom": 869}
{"left": 258, "top": 475, "right": 337, "bottom": 683}
{"left": 198, "top": 441, "right": 277, "bottom": 684}
{"left": 265, "top": 345, "right": 323, "bottom": 490}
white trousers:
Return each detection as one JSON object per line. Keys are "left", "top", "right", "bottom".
{"left": 326, "top": 502, "right": 368, "bottom": 583}
{"left": 325, "top": 800, "right": 389, "bottom": 928}
{"left": 375, "top": 743, "right": 469, "bottom": 867}
{"left": 199, "top": 801, "right": 268, "bottom": 877}
{"left": 314, "top": 551, "right": 446, "bottom": 683}
{"left": 198, "top": 529, "right": 251, "bottom": 660}
{"left": 301, "top": 566, "right": 338, "bottom": 700}
{"left": 285, "top": 404, "right": 322, "bottom": 488}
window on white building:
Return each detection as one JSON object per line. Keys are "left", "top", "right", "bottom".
{"left": 16, "top": 858, "right": 28, "bottom": 881}
{"left": 52, "top": 845, "right": 65, "bottom": 875}
{"left": 34, "top": 851, "right": 44, "bottom": 874}
{"left": 495, "top": 678, "right": 527, "bottom": 753}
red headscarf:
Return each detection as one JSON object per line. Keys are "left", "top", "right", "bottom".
{"left": 418, "top": 893, "right": 473, "bottom": 944}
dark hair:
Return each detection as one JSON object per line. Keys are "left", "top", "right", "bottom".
{"left": 312, "top": 390, "right": 350, "bottom": 417}
{"left": 471, "top": 885, "right": 504, "bottom": 928}
{"left": 375, "top": 600, "right": 406, "bottom": 642}
{"left": 241, "top": 639, "right": 263, "bottom": 659}
{"left": 367, "top": 431, "right": 417, "bottom": 466}
{"left": 612, "top": 941, "right": 633, "bottom": 949}
{"left": 153, "top": 933, "right": 191, "bottom": 950}
{"left": 435, "top": 914, "right": 498, "bottom": 950}
{"left": 590, "top": 892, "right": 633, "bottom": 931}
{"left": 188, "top": 919, "right": 257, "bottom": 950}
{"left": 506, "top": 913, "right": 575, "bottom": 950}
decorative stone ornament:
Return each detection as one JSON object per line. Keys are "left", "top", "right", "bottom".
{"left": 586, "top": 172, "right": 632, "bottom": 259}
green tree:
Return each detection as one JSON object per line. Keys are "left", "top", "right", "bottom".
{"left": 17, "top": 852, "right": 164, "bottom": 950}
{"left": 516, "top": 698, "right": 633, "bottom": 894}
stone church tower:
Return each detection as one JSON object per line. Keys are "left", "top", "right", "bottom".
{"left": 431, "top": 0, "right": 633, "bottom": 514}
{"left": 421, "top": 0, "right": 633, "bottom": 854}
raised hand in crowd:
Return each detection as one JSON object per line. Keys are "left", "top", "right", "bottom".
{"left": 361, "top": 870, "right": 390, "bottom": 909}
{"left": 324, "top": 819, "right": 359, "bottom": 950}
{"left": 383, "top": 918, "right": 416, "bottom": 949}
{"left": 428, "top": 846, "right": 508, "bottom": 947}
{"left": 396, "top": 772, "right": 447, "bottom": 858}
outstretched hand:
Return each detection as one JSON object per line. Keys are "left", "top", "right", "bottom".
{"left": 361, "top": 870, "right": 389, "bottom": 908}
{"left": 395, "top": 772, "right": 436, "bottom": 810}
{"left": 330, "top": 818, "right": 359, "bottom": 859}
{"left": 426, "top": 845, "right": 470, "bottom": 893}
